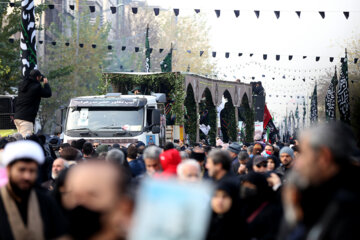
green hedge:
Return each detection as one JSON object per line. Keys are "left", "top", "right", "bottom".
{"left": 103, "top": 72, "right": 185, "bottom": 125}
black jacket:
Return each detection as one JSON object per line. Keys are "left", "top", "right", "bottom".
{"left": 0, "top": 187, "right": 67, "bottom": 240}
{"left": 15, "top": 78, "right": 51, "bottom": 123}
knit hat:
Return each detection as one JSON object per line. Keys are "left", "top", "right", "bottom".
{"left": 159, "top": 149, "right": 181, "bottom": 176}
{"left": 279, "top": 147, "right": 294, "bottom": 159}
{"left": 2, "top": 140, "right": 45, "bottom": 166}
{"left": 227, "top": 143, "right": 241, "bottom": 155}
{"left": 96, "top": 144, "right": 109, "bottom": 154}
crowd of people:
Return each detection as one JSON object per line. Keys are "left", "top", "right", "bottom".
{"left": 0, "top": 122, "right": 360, "bottom": 240}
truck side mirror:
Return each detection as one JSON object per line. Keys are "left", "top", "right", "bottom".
{"left": 152, "top": 126, "right": 160, "bottom": 134}
{"left": 151, "top": 109, "right": 161, "bottom": 126}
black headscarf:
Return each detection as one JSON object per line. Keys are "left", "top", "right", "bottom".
{"left": 206, "top": 179, "right": 248, "bottom": 240}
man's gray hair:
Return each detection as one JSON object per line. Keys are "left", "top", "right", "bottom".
{"left": 177, "top": 159, "right": 201, "bottom": 177}
{"left": 180, "top": 151, "right": 189, "bottom": 160}
{"left": 106, "top": 149, "right": 126, "bottom": 165}
{"left": 238, "top": 151, "right": 250, "bottom": 161}
{"left": 302, "top": 122, "right": 358, "bottom": 166}
{"left": 143, "top": 146, "right": 162, "bottom": 161}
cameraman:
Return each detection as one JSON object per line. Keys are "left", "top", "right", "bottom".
{"left": 14, "top": 69, "right": 52, "bottom": 136}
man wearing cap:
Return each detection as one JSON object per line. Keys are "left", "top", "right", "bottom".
{"left": 253, "top": 155, "right": 268, "bottom": 173}
{"left": 227, "top": 142, "right": 241, "bottom": 174}
{"left": 0, "top": 141, "right": 66, "bottom": 240}
{"left": 14, "top": 69, "right": 52, "bottom": 137}
{"left": 276, "top": 146, "right": 295, "bottom": 177}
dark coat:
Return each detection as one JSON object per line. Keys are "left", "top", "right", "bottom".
{"left": 278, "top": 166, "right": 360, "bottom": 240}
{"left": 0, "top": 187, "right": 67, "bottom": 240}
{"left": 15, "top": 78, "right": 51, "bottom": 123}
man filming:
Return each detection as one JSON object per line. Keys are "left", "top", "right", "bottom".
{"left": 14, "top": 70, "right": 51, "bottom": 136}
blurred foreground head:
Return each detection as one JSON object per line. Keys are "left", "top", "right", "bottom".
{"left": 295, "top": 122, "right": 359, "bottom": 187}
{"left": 63, "top": 162, "right": 133, "bottom": 240}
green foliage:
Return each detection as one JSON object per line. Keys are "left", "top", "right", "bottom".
{"left": 222, "top": 91, "right": 237, "bottom": 142}
{"left": 184, "top": 85, "right": 197, "bottom": 144}
{"left": 205, "top": 89, "right": 217, "bottom": 146}
{"left": 38, "top": 13, "right": 111, "bottom": 131}
{"left": 105, "top": 72, "right": 185, "bottom": 125}
{"left": 242, "top": 95, "right": 255, "bottom": 143}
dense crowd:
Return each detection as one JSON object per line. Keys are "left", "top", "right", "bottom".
{"left": 0, "top": 122, "right": 360, "bottom": 240}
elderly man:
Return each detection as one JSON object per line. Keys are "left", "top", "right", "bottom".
{"left": 62, "top": 161, "right": 132, "bottom": 240}
{"left": 143, "top": 146, "right": 163, "bottom": 177}
{"left": 280, "top": 122, "right": 360, "bottom": 240}
{"left": 276, "top": 146, "right": 295, "bottom": 177}
{"left": 42, "top": 158, "right": 68, "bottom": 191}
{"left": 0, "top": 141, "right": 66, "bottom": 240}
{"left": 177, "top": 160, "right": 201, "bottom": 182}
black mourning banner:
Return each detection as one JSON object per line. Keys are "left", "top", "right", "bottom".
{"left": 215, "top": 9, "right": 220, "bottom": 18}
{"left": 234, "top": 10, "right": 240, "bottom": 18}
{"left": 337, "top": 51, "right": 351, "bottom": 124}
{"left": 154, "top": 8, "right": 160, "bottom": 16}
{"left": 325, "top": 68, "right": 338, "bottom": 121}
{"left": 265, "top": 119, "right": 279, "bottom": 143}
{"left": 21, "top": 0, "right": 37, "bottom": 78}
{"left": 310, "top": 84, "right": 318, "bottom": 124}
{"left": 274, "top": 11, "right": 280, "bottom": 19}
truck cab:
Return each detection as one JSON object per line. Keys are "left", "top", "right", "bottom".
{"left": 63, "top": 93, "right": 166, "bottom": 146}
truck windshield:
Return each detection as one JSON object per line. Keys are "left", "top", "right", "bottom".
{"left": 66, "top": 107, "right": 144, "bottom": 132}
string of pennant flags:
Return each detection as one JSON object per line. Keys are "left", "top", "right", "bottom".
{"left": 7, "top": 38, "right": 360, "bottom": 64}
{"left": 1, "top": 1, "right": 358, "bottom": 20}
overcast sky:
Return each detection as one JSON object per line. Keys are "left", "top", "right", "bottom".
{"left": 147, "top": 0, "right": 360, "bottom": 122}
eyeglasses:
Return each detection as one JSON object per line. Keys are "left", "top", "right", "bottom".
{"left": 256, "top": 162, "right": 267, "bottom": 168}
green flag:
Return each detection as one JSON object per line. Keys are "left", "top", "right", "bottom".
{"left": 295, "top": 104, "right": 299, "bottom": 119}
{"left": 161, "top": 45, "right": 172, "bottom": 72}
{"left": 145, "top": 25, "right": 151, "bottom": 72}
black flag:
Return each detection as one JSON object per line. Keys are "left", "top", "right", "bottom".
{"left": 21, "top": 0, "right": 37, "bottom": 78}
{"left": 325, "top": 67, "right": 338, "bottom": 121}
{"left": 310, "top": 83, "right": 318, "bottom": 124}
{"left": 337, "top": 50, "right": 351, "bottom": 124}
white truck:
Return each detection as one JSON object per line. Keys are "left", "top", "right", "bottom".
{"left": 62, "top": 93, "right": 167, "bottom": 146}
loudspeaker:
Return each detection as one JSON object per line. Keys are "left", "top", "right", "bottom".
{"left": 253, "top": 95, "right": 265, "bottom": 122}
{"left": 0, "top": 97, "right": 16, "bottom": 129}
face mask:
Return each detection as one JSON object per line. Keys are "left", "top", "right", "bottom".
{"left": 68, "top": 205, "right": 103, "bottom": 240}
{"left": 240, "top": 187, "right": 258, "bottom": 199}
